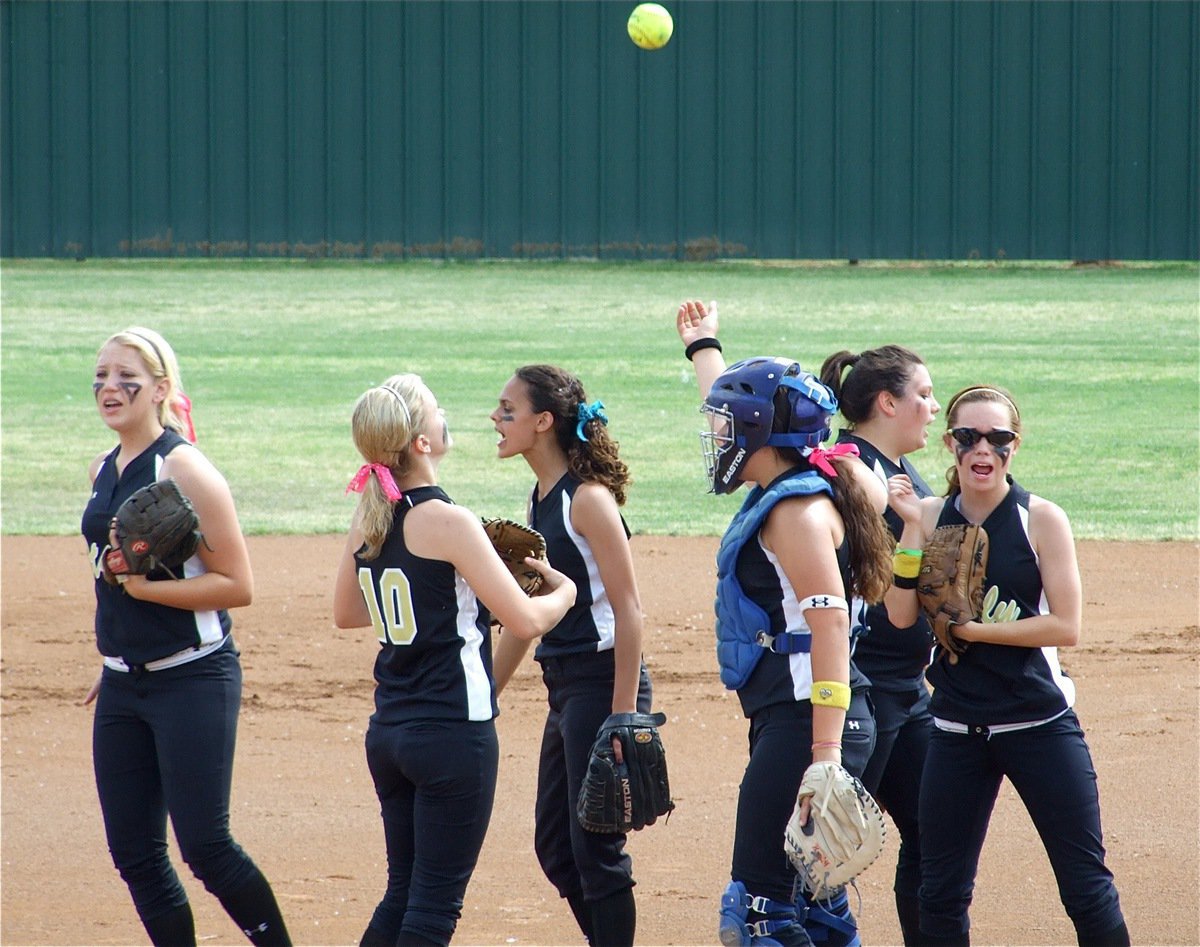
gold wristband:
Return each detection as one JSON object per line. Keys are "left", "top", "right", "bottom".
{"left": 810, "top": 680, "right": 851, "bottom": 710}
{"left": 893, "top": 550, "right": 923, "bottom": 579}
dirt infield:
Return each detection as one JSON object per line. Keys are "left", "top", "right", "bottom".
{"left": 2, "top": 536, "right": 1197, "bottom": 947}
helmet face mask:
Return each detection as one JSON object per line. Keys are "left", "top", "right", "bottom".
{"left": 700, "top": 356, "right": 838, "bottom": 494}
{"left": 700, "top": 402, "right": 744, "bottom": 494}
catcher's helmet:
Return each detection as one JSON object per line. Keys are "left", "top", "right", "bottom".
{"left": 701, "top": 356, "right": 838, "bottom": 494}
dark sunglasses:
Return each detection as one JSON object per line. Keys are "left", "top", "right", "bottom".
{"left": 950, "top": 427, "right": 1019, "bottom": 448}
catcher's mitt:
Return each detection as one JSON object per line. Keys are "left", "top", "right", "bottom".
{"left": 916, "top": 524, "right": 989, "bottom": 664}
{"left": 481, "top": 517, "right": 546, "bottom": 595}
{"left": 577, "top": 712, "right": 675, "bottom": 834}
{"left": 785, "top": 761, "right": 886, "bottom": 899}
{"left": 104, "top": 479, "right": 203, "bottom": 581}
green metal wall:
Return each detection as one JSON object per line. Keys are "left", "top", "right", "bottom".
{"left": 3, "top": 0, "right": 1197, "bottom": 260}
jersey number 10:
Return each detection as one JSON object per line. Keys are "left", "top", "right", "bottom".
{"left": 357, "top": 567, "right": 418, "bottom": 646}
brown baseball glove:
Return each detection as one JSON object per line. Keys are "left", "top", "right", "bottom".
{"left": 481, "top": 517, "right": 547, "bottom": 595}
{"left": 916, "top": 524, "right": 989, "bottom": 663}
{"left": 104, "top": 479, "right": 203, "bottom": 582}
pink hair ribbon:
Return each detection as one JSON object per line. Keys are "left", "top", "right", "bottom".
{"left": 175, "top": 392, "right": 197, "bottom": 443}
{"left": 804, "top": 442, "right": 860, "bottom": 478}
{"left": 345, "top": 463, "right": 403, "bottom": 501}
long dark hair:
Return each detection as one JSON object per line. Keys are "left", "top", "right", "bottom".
{"left": 820, "top": 345, "right": 926, "bottom": 426}
{"left": 771, "top": 386, "right": 893, "bottom": 603}
{"left": 516, "top": 364, "right": 631, "bottom": 505}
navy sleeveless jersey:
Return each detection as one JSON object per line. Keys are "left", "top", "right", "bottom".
{"left": 734, "top": 500, "right": 856, "bottom": 718}
{"left": 81, "top": 429, "right": 231, "bottom": 666}
{"left": 529, "top": 473, "right": 629, "bottom": 661}
{"left": 355, "top": 485, "right": 498, "bottom": 725}
{"left": 838, "top": 431, "right": 937, "bottom": 690}
{"left": 925, "top": 479, "right": 1076, "bottom": 725}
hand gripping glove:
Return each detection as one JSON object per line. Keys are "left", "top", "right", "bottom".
{"left": 784, "top": 761, "right": 886, "bottom": 900}
{"left": 104, "top": 478, "right": 203, "bottom": 580}
{"left": 481, "top": 517, "right": 547, "bottom": 595}
{"left": 577, "top": 712, "right": 675, "bottom": 834}
{"left": 916, "top": 523, "right": 989, "bottom": 664}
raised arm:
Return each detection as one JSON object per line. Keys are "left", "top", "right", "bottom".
{"left": 677, "top": 299, "right": 726, "bottom": 399}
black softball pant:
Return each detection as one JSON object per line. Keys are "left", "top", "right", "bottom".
{"left": 860, "top": 685, "right": 931, "bottom": 907}
{"left": 92, "top": 645, "right": 268, "bottom": 924}
{"left": 732, "top": 692, "right": 875, "bottom": 905}
{"left": 363, "top": 717, "right": 499, "bottom": 946}
{"left": 534, "top": 650, "right": 652, "bottom": 903}
{"left": 918, "top": 710, "right": 1126, "bottom": 942}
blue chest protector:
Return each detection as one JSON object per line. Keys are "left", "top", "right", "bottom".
{"left": 715, "top": 471, "right": 833, "bottom": 690}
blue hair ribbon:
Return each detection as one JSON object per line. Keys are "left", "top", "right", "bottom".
{"left": 575, "top": 400, "right": 608, "bottom": 441}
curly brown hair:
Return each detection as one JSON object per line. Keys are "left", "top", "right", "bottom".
{"left": 515, "top": 364, "right": 631, "bottom": 506}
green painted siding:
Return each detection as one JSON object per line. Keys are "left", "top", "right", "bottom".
{"left": 3, "top": 0, "right": 1196, "bottom": 259}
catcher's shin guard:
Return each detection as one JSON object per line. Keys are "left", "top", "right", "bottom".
{"left": 719, "top": 881, "right": 811, "bottom": 947}
{"left": 797, "top": 887, "right": 860, "bottom": 947}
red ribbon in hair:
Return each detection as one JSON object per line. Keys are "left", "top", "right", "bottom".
{"left": 804, "top": 442, "right": 860, "bottom": 478}
{"left": 175, "top": 392, "right": 197, "bottom": 443}
{"left": 345, "top": 463, "right": 403, "bottom": 501}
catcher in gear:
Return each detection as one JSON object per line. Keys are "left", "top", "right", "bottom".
{"left": 883, "top": 385, "right": 1129, "bottom": 947}
{"left": 491, "top": 365, "right": 653, "bottom": 947}
{"left": 82, "top": 327, "right": 291, "bottom": 947}
{"left": 577, "top": 711, "right": 674, "bottom": 834}
{"left": 678, "top": 302, "right": 894, "bottom": 947}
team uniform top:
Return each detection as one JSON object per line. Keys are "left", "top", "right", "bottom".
{"left": 356, "top": 485, "right": 498, "bottom": 726}
{"left": 528, "top": 472, "right": 627, "bottom": 661}
{"left": 81, "top": 429, "right": 230, "bottom": 667}
{"left": 838, "top": 431, "right": 935, "bottom": 691}
{"left": 926, "top": 478, "right": 1076, "bottom": 727}
{"left": 735, "top": 515, "right": 855, "bottom": 718}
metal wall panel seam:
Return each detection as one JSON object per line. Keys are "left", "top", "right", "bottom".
{"left": 1107, "top": 1, "right": 1118, "bottom": 260}
{"left": 481, "top": 1, "right": 490, "bottom": 257}
{"left": 1068, "top": 1, "right": 1078, "bottom": 260}
{"left": 1190, "top": 0, "right": 1199, "bottom": 260}
{"left": 557, "top": 3, "right": 566, "bottom": 259}
{"left": 989, "top": 2, "right": 999, "bottom": 260}
{"left": 950, "top": 1, "right": 959, "bottom": 260}
{"left": 831, "top": 1, "right": 840, "bottom": 256}
{"left": 870, "top": 0, "right": 878, "bottom": 258}
{"left": 754, "top": 0, "right": 764, "bottom": 261}
{"left": 871, "top": 0, "right": 881, "bottom": 259}
{"left": 48, "top": 2, "right": 57, "bottom": 255}
{"left": 323, "top": 0, "right": 332, "bottom": 257}
{"left": 907, "top": 2, "right": 916, "bottom": 258}
{"left": 1029, "top": 4, "right": 1038, "bottom": 259}
{"left": 519, "top": 1, "right": 527, "bottom": 257}
{"left": 675, "top": 0, "right": 685, "bottom": 260}
{"left": 206, "top": 1, "right": 215, "bottom": 253}
{"left": 285, "top": 3, "right": 295, "bottom": 253}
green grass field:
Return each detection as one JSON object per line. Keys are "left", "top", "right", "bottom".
{"left": 2, "top": 259, "right": 1197, "bottom": 539}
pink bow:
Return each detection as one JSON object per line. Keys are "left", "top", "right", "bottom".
{"left": 175, "top": 392, "right": 197, "bottom": 443}
{"left": 804, "top": 442, "right": 860, "bottom": 478}
{"left": 345, "top": 463, "right": 403, "bottom": 501}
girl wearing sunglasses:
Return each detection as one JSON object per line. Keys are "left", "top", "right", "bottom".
{"left": 884, "top": 385, "right": 1129, "bottom": 947}
{"left": 819, "top": 346, "right": 939, "bottom": 947}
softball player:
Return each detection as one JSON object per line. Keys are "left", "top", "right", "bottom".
{"left": 819, "top": 346, "right": 939, "bottom": 947}
{"left": 677, "top": 303, "right": 894, "bottom": 947}
{"left": 884, "top": 385, "right": 1129, "bottom": 947}
{"left": 489, "top": 365, "right": 652, "bottom": 946}
{"left": 333, "top": 374, "right": 576, "bottom": 947}
{"left": 82, "top": 328, "right": 290, "bottom": 946}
